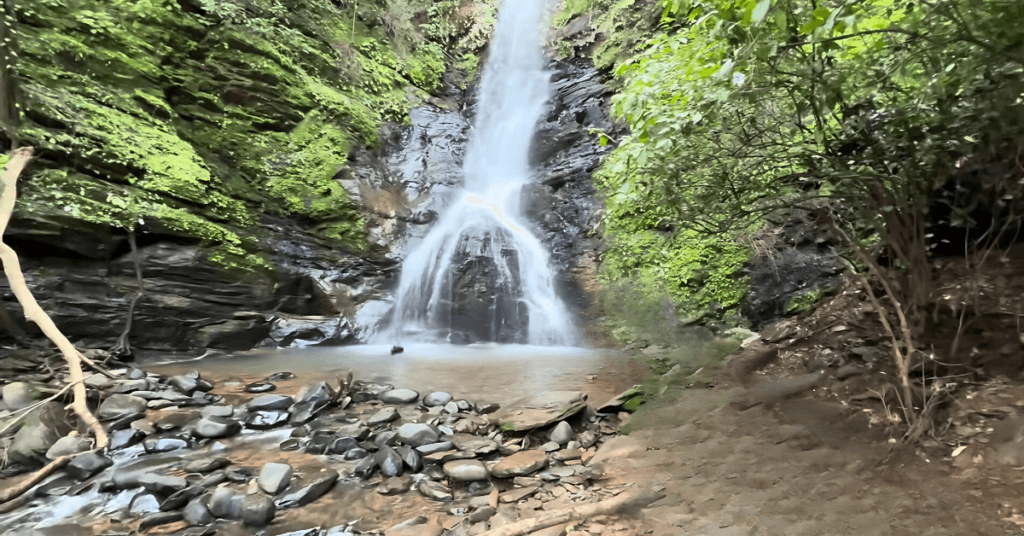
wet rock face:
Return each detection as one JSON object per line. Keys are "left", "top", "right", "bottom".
{"left": 447, "top": 233, "right": 528, "bottom": 344}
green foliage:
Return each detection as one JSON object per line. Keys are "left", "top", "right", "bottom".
{"left": 591, "top": 0, "right": 1024, "bottom": 331}
{"left": 7, "top": 0, "right": 470, "bottom": 267}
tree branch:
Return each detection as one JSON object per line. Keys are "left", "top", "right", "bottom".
{"left": 0, "top": 147, "right": 108, "bottom": 449}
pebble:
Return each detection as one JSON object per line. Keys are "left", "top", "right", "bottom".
{"left": 397, "top": 423, "right": 439, "bottom": 447}
{"left": 258, "top": 462, "right": 294, "bottom": 495}
{"left": 443, "top": 459, "right": 489, "bottom": 481}
{"left": 380, "top": 389, "right": 419, "bottom": 404}
{"left": 423, "top": 392, "right": 453, "bottom": 407}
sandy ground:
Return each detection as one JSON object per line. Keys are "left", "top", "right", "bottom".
{"left": 582, "top": 383, "right": 1022, "bottom": 536}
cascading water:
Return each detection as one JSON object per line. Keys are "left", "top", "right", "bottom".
{"left": 385, "top": 0, "right": 576, "bottom": 345}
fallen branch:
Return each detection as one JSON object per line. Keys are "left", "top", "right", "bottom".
{"left": 475, "top": 486, "right": 665, "bottom": 536}
{"left": 0, "top": 455, "right": 71, "bottom": 504}
{"left": 0, "top": 377, "right": 87, "bottom": 438}
{"left": 0, "top": 147, "right": 107, "bottom": 448}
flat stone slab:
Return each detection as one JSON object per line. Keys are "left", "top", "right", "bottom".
{"left": 490, "top": 391, "right": 587, "bottom": 431}
{"left": 490, "top": 450, "right": 548, "bottom": 478}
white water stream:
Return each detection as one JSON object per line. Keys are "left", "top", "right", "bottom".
{"left": 384, "top": 0, "right": 576, "bottom": 345}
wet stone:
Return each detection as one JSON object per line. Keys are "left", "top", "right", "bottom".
{"left": 443, "top": 459, "right": 489, "bottom": 482}
{"left": 65, "top": 451, "right": 113, "bottom": 480}
{"left": 258, "top": 462, "right": 294, "bottom": 495}
{"left": 130, "top": 492, "right": 163, "bottom": 515}
{"left": 354, "top": 455, "right": 377, "bottom": 479}
{"left": 377, "top": 445, "right": 404, "bottom": 477}
{"left": 345, "top": 447, "right": 369, "bottom": 461}
{"left": 133, "top": 474, "right": 189, "bottom": 495}
{"left": 245, "top": 382, "right": 276, "bottom": 393}
{"left": 184, "top": 496, "right": 214, "bottom": 526}
{"left": 247, "top": 394, "right": 294, "bottom": 411}
{"left": 280, "top": 438, "right": 303, "bottom": 451}
{"left": 46, "top": 435, "right": 92, "bottom": 459}
{"left": 423, "top": 392, "right": 453, "bottom": 407}
{"left": 396, "top": 445, "right": 423, "bottom": 473}
{"left": 289, "top": 400, "right": 322, "bottom": 426}
{"left": 477, "top": 403, "right": 500, "bottom": 415}
{"left": 209, "top": 486, "right": 242, "bottom": 519}
{"left": 199, "top": 472, "right": 227, "bottom": 488}
{"left": 225, "top": 466, "right": 256, "bottom": 483}
{"left": 377, "top": 475, "right": 414, "bottom": 495}
{"left": 201, "top": 405, "right": 234, "bottom": 419}
{"left": 169, "top": 375, "right": 200, "bottom": 396}
{"left": 368, "top": 406, "right": 400, "bottom": 425}
{"left": 397, "top": 423, "right": 439, "bottom": 447}
{"left": 139, "top": 511, "right": 184, "bottom": 530}
{"left": 417, "top": 479, "right": 454, "bottom": 502}
{"left": 245, "top": 410, "right": 290, "bottom": 429}
{"left": 305, "top": 430, "right": 338, "bottom": 455}
{"left": 185, "top": 458, "right": 230, "bottom": 473}
{"left": 327, "top": 436, "right": 359, "bottom": 455}
{"left": 241, "top": 493, "right": 277, "bottom": 527}
{"left": 160, "top": 486, "right": 204, "bottom": 511}
{"left": 416, "top": 441, "right": 454, "bottom": 455}
{"left": 380, "top": 389, "right": 419, "bottom": 404}
{"left": 194, "top": 416, "right": 242, "bottom": 439}
{"left": 109, "top": 428, "right": 145, "bottom": 451}
{"left": 266, "top": 372, "right": 295, "bottom": 382}
{"left": 144, "top": 436, "right": 190, "bottom": 454}
{"left": 275, "top": 469, "right": 339, "bottom": 508}
{"left": 98, "top": 394, "right": 148, "bottom": 421}
{"left": 374, "top": 430, "right": 399, "bottom": 449}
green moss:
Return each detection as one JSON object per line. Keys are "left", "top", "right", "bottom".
{"left": 9, "top": 0, "right": 470, "bottom": 268}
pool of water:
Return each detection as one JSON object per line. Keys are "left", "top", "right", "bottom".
{"left": 146, "top": 344, "right": 645, "bottom": 409}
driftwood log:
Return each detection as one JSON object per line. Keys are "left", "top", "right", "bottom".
{"left": 475, "top": 486, "right": 665, "bottom": 536}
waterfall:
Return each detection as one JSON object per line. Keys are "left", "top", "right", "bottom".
{"left": 384, "top": 0, "right": 576, "bottom": 345}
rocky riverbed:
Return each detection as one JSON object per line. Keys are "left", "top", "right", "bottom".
{"left": 0, "top": 348, "right": 648, "bottom": 536}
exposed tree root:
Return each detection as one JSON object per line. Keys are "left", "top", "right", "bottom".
{"left": 0, "top": 455, "right": 71, "bottom": 505}
{"left": 475, "top": 486, "right": 665, "bottom": 536}
{"left": 0, "top": 147, "right": 108, "bottom": 449}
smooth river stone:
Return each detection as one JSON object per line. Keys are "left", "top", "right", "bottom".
{"left": 258, "top": 462, "right": 294, "bottom": 495}
{"left": 396, "top": 423, "right": 439, "bottom": 447}
{"left": 423, "top": 391, "right": 453, "bottom": 407}
{"left": 443, "top": 459, "right": 489, "bottom": 481}
{"left": 489, "top": 450, "right": 548, "bottom": 478}
{"left": 380, "top": 389, "right": 419, "bottom": 404}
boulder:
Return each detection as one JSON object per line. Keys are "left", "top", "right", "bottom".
{"left": 46, "top": 435, "right": 92, "bottom": 459}
{"left": 9, "top": 402, "right": 74, "bottom": 465}
{"left": 2, "top": 382, "right": 39, "bottom": 411}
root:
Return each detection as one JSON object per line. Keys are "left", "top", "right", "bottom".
{"left": 475, "top": 486, "right": 665, "bottom": 536}
{"left": 0, "top": 148, "right": 107, "bottom": 449}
